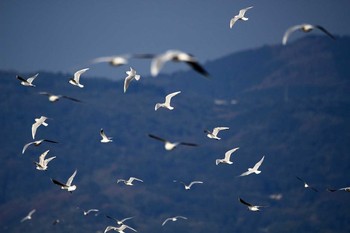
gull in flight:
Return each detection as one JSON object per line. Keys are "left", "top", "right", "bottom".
{"left": 239, "top": 197, "right": 267, "bottom": 212}
{"left": 327, "top": 186, "right": 350, "bottom": 192}
{"left": 117, "top": 177, "right": 143, "bottom": 186}
{"left": 104, "top": 224, "right": 137, "bottom": 233}
{"left": 91, "top": 55, "right": 129, "bottom": 67}
{"left": 150, "top": 50, "right": 210, "bottom": 78}
{"left": 282, "top": 24, "right": 335, "bottom": 45}
{"left": 155, "top": 91, "right": 181, "bottom": 111}
{"left": 34, "top": 150, "right": 56, "bottom": 171}
{"left": 32, "top": 116, "right": 49, "bottom": 139}
{"left": 17, "top": 73, "right": 38, "bottom": 87}
{"left": 51, "top": 170, "right": 78, "bottom": 193}
{"left": 230, "top": 6, "right": 253, "bottom": 28}
{"left": 296, "top": 176, "right": 318, "bottom": 192}
{"left": 106, "top": 216, "right": 134, "bottom": 226}
{"left": 39, "top": 92, "right": 81, "bottom": 103}
{"left": 148, "top": 134, "right": 198, "bottom": 151}
{"left": 69, "top": 68, "right": 89, "bottom": 88}
{"left": 204, "top": 127, "right": 229, "bottom": 140}
{"left": 21, "top": 209, "right": 36, "bottom": 222}
{"left": 215, "top": 147, "right": 239, "bottom": 165}
{"left": 100, "top": 128, "right": 113, "bottom": 143}
{"left": 83, "top": 209, "right": 99, "bottom": 216}
{"left": 124, "top": 67, "right": 141, "bottom": 93}
{"left": 162, "top": 216, "right": 188, "bottom": 226}
{"left": 173, "top": 180, "right": 203, "bottom": 190}
{"left": 239, "top": 156, "right": 265, "bottom": 176}
{"left": 22, "top": 139, "right": 58, "bottom": 154}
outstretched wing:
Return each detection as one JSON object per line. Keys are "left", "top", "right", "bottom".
{"left": 165, "top": 91, "right": 181, "bottom": 104}
{"left": 66, "top": 170, "right": 77, "bottom": 186}
{"left": 148, "top": 134, "right": 167, "bottom": 142}
{"left": 282, "top": 24, "right": 303, "bottom": 45}
{"left": 186, "top": 61, "right": 210, "bottom": 78}
{"left": 51, "top": 178, "right": 68, "bottom": 188}
{"left": 179, "top": 142, "right": 198, "bottom": 147}
{"left": 239, "top": 197, "right": 252, "bottom": 207}
{"left": 224, "top": 147, "right": 239, "bottom": 161}
{"left": 252, "top": 155, "right": 265, "bottom": 170}
{"left": 315, "top": 25, "right": 336, "bottom": 40}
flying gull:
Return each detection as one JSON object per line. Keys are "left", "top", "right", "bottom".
{"left": 173, "top": 180, "right": 203, "bottom": 190}
{"left": 22, "top": 139, "right": 58, "bottom": 154}
{"left": 100, "top": 128, "right": 113, "bottom": 143}
{"left": 162, "top": 216, "right": 188, "bottom": 226}
{"left": 150, "top": 50, "right": 210, "bottom": 78}
{"left": 21, "top": 209, "right": 36, "bottom": 222}
{"left": 148, "top": 134, "right": 198, "bottom": 151}
{"left": 327, "top": 186, "right": 350, "bottom": 192}
{"left": 83, "top": 209, "right": 99, "bottom": 216}
{"left": 39, "top": 92, "right": 81, "bottom": 103}
{"left": 117, "top": 177, "right": 143, "bottom": 186}
{"left": 239, "top": 155, "right": 265, "bottom": 177}
{"left": 282, "top": 24, "right": 335, "bottom": 45}
{"left": 32, "top": 116, "right": 49, "bottom": 139}
{"left": 204, "top": 127, "right": 229, "bottom": 140}
{"left": 17, "top": 73, "right": 38, "bottom": 87}
{"left": 104, "top": 224, "right": 137, "bottom": 233}
{"left": 34, "top": 150, "right": 56, "bottom": 171}
{"left": 106, "top": 216, "right": 134, "bottom": 225}
{"left": 124, "top": 67, "right": 141, "bottom": 93}
{"left": 155, "top": 91, "right": 181, "bottom": 111}
{"left": 215, "top": 147, "right": 239, "bottom": 165}
{"left": 239, "top": 197, "right": 267, "bottom": 212}
{"left": 296, "top": 176, "right": 318, "bottom": 192}
{"left": 51, "top": 170, "right": 78, "bottom": 193}
{"left": 230, "top": 6, "right": 253, "bottom": 28}
{"left": 69, "top": 68, "right": 89, "bottom": 88}
{"left": 92, "top": 55, "right": 129, "bottom": 67}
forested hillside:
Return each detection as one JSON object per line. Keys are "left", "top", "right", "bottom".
{"left": 0, "top": 36, "right": 349, "bottom": 233}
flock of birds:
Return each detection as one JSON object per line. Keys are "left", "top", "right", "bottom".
{"left": 14, "top": 5, "right": 348, "bottom": 233}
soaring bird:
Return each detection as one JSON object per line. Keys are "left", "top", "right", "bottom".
{"left": 296, "top": 176, "right": 318, "bottom": 192}
{"left": 124, "top": 67, "right": 141, "bottom": 93}
{"left": 327, "top": 186, "right": 350, "bottom": 192}
{"left": 69, "top": 68, "right": 89, "bottom": 88}
{"left": 100, "top": 128, "right": 113, "bottom": 143}
{"left": 104, "top": 224, "right": 137, "bottom": 233}
{"left": 91, "top": 55, "right": 129, "bottom": 67}
{"left": 32, "top": 116, "right": 49, "bottom": 139}
{"left": 239, "top": 156, "right": 265, "bottom": 177}
{"left": 21, "top": 209, "right": 36, "bottom": 222}
{"left": 162, "top": 216, "right": 187, "bottom": 226}
{"left": 117, "top": 177, "right": 143, "bottom": 186}
{"left": 204, "top": 127, "right": 229, "bottom": 140}
{"left": 83, "top": 209, "right": 99, "bottom": 216}
{"left": 17, "top": 73, "right": 38, "bottom": 87}
{"left": 282, "top": 24, "right": 335, "bottom": 45}
{"left": 39, "top": 92, "right": 81, "bottom": 103}
{"left": 155, "top": 91, "right": 181, "bottom": 111}
{"left": 34, "top": 150, "right": 56, "bottom": 171}
{"left": 173, "top": 180, "right": 203, "bottom": 190}
{"left": 150, "top": 50, "right": 210, "bottom": 78}
{"left": 51, "top": 170, "right": 78, "bottom": 193}
{"left": 229, "top": 6, "right": 253, "bottom": 28}
{"left": 148, "top": 134, "right": 198, "bottom": 151}
{"left": 106, "top": 216, "right": 134, "bottom": 226}
{"left": 239, "top": 197, "right": 267, "bottom": 211}
{"left": 215, "top": 147, "right": 239, "bottom": 165}
{"left": 22, "top": 139, "right": 58, "bottom": 154}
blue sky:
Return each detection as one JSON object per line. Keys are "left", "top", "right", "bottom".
{"left": 1, "top": 0, "right": 350, "bottom": 79}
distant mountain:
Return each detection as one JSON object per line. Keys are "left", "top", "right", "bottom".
{"left": 0, "top": 35, "right": 349, "bottom": 233}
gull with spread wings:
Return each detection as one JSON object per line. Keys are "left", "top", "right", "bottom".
{"left": 148, "top": 134, "right": 198, "bottom": 151}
